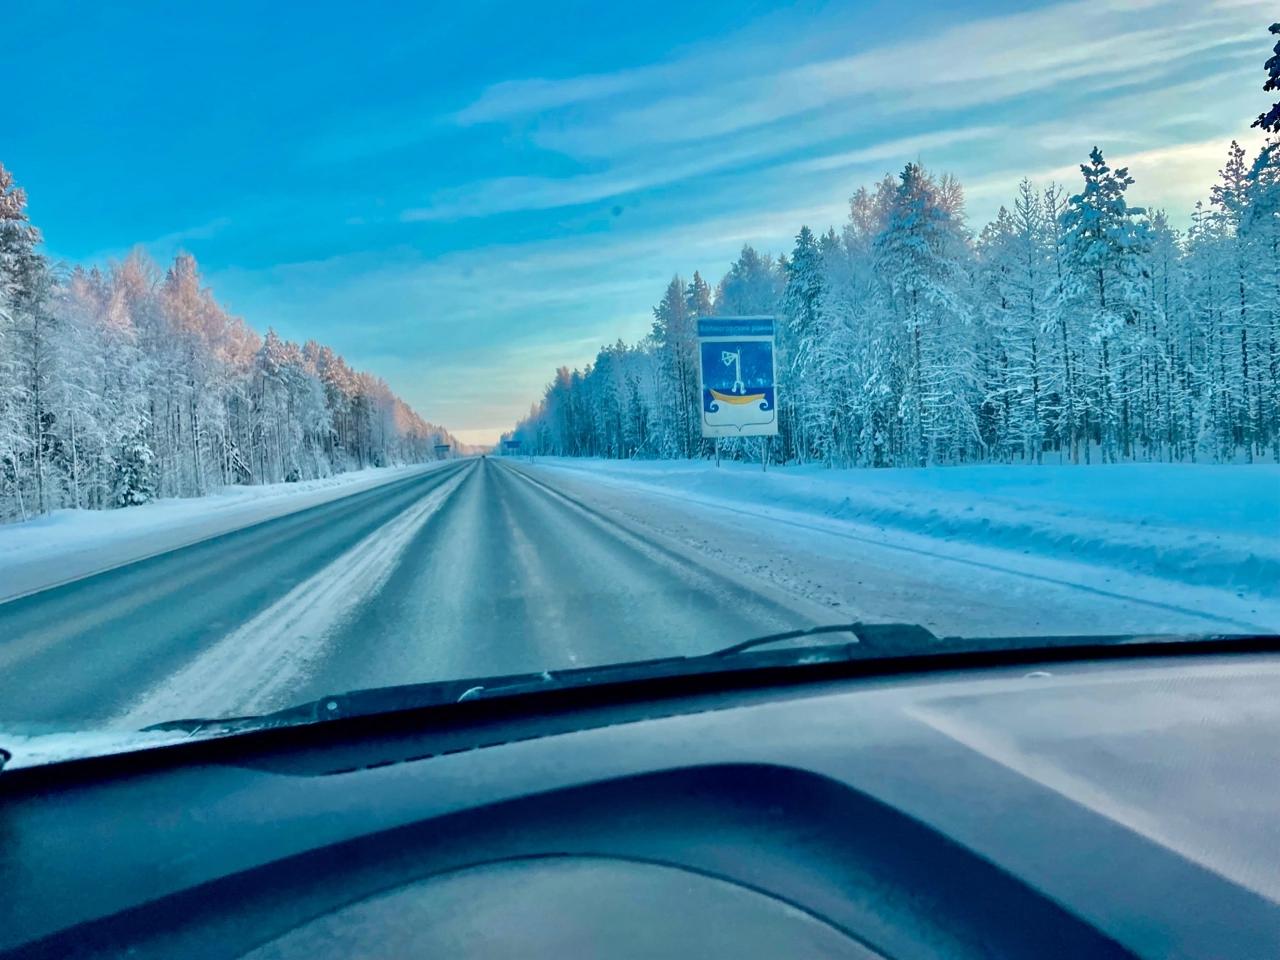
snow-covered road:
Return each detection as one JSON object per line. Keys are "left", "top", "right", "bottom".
{"left": 0, "top": 458, "right": 831, "bottom": 727}
{"left": 0, "top": 456, "right": 1274, "bottom": 729}
{"left": 523, "top": 458, "right": 1280, "bottom": 639}
{"left": 0, "top": 461, "right": 455, "bottom": 605}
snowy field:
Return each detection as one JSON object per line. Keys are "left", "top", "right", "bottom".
{"left": 0, "top": 461, "right": 453, "bottom": 603}
{"left": 522, "top": 457, "right": 1280, "bottom": 632}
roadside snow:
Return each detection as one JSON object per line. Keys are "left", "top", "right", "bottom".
{"left": 523, "top": 458, "right": 1280, "bottom": 601}
{"left": 0, "top": 462, "right": 456, "bottom": 603}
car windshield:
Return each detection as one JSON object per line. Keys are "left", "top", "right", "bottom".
{"left": 1, "top": 5, "right": 1279, "bottom": 745}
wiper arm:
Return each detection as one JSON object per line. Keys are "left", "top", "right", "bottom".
{"left": 711, "top": 621, "right": 941, "bottom": 657}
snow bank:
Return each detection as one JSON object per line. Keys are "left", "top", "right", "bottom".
{"left": 527, "top": 458, "right": 1280, "bottom": 599}
{"left": 0, "top": 462, "right": 454, "bottom": 602}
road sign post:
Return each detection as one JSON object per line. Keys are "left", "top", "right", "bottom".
{"left": 696, "top": 317, "right": 777, "bottom": 470}
{"left": 434, "top": 443, "right": 451, "bottom": 460}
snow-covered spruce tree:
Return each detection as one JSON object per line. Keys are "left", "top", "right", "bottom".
{"left": 1253, "top": 22, "right": 1279, "bottom": 136}
{"left": 840, "top": 177, "right": 901, "bottom": 466}
{"left": 1036, "top": 181, "right": 1083, "bottom": 460}
{"left": 685, "top": 270, "right": 713, "bottom": 319}
{"left": 782, "top": 226, "right": 827, "bottom": 464}
{"left": 1241, "top": 17, "right": 1280, "bottom": 458}
{"left": 1244, "top": 139, "right": 1280, "bottom": 459}
{"left": 975, "top": 187, "right": 1051, "bottom": 463}
{"left": 817, "top": 218, "right": 872, "bottom": 467}
{"left": 684, "top": 272, "right": 714, "bottom": 459}
{"left": 650, "top": 276, "right": 698, "bottom": 458}
{"left": 1209, "top": 140, "right": 1265, "bottom": 460}
{"left": 1183, "top": 201, "right": 1230, "bottom": 460}
{"left": 1058, "top": 148, "right": 1151, "bottom": 464}
{"left": 713, "top": 245, "right": 783, "bottom": 317}
{"left": 114, "top": 437, "right": 156, "bottom": 507}
{"left": 874, "top": 163, "right": 980, "bottom": 466}
{"left": 809, "top": 227, "right": 860, "bottom": 466}
{"left": 1144, "top": 210, "right": 1190, "bottom": 460}
{"left": 1008, "top": 181, "right": 1052, "bottom": 462}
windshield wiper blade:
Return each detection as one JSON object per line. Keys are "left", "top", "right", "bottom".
{"left": 711, "top": 621, "right": 941, "bottom": 657}
{"left": 141, "top": 624, "right": 937, "bottom": 734}
{"left": 139, "top": 627, "right": 1280, "bottom": 738}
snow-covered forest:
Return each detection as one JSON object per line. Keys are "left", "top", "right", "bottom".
{"left": 510, "top": 27, "right": 1280, "bottom": 470}
{"left": 0, "top": 169, "right": 455, "bottom": 523}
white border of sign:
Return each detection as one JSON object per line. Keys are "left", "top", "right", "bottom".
{"left": 696, "top": 316, "right": 778, "bottom": 439}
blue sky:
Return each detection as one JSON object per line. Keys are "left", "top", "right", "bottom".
{"left": 7, "top": 0, "right": 1274, "bottom": 443}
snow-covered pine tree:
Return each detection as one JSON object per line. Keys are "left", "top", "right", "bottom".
{"left": 807, "top": 227, "right": 854, "bottom": 466}
{"left": 1143, "top": 210, "right": 1188, "bottom": 460}
{"left": 1209, "top": 141, "right": 1264, "bottom": 459}
{"left": 874, "top": 163, "right": 980, "bottom": 466}
{"left": 782, "top": 226, "right": 825, "bottom": 463}
{"left": 1252, "top": 22, "right": 1279, "bottom": 135}
{"left": 713, "top": 245, "right": 782, "bottom": 316}
{"left": 976, "top": 194, "right": 1050, "bottom": 463}
{"left": 841, "top": 177, "right": 900, "bottom": 466}
{"left": 650, "top": 276, "right": 698, "bottom": 458}
{"left": 1244, "top": 133, "right": 1280, "bottom": 458}
{"left": 1239, "top": 16, "right": 1280, "bottom": 457}
{"left": 1059, "top": 148, "right": 1151, "bottom": 463}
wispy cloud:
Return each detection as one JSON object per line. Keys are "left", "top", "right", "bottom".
{"left": 76, "top": 215, "right": 232, "bottom": 266}
{"left": 401, "top": 125, "right": 1009, "bottom": 223}
{"left": 409, "top": 0, "right": 1268, "bottom": 239}
{"left": 399, "top": 135, "right": 790, "bottom": 222}
{"left": 453, "top": 67, "right": 669, "bottom": 126}
{"left": 457, "top": 0, "right": 1264, "bottom": 161}
{"left": 785, "top": 128, "right": 1006, "bottom": 175}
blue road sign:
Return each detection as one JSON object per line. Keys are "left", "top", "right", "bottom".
{"left": 696, "top": 317, "right": 778, "bottom": 437}
{"left": 502, "top": 439, "right": 522, "bottom": 450}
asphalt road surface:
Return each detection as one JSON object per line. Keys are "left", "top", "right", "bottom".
{"left": 4, "top": 455, "right": 1266, "bottom": 731}
{"left": 0, "top": 458, "right": 830, "bottom": 727}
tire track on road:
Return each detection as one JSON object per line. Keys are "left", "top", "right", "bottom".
{"left": 118, "top": 464, "right": 474, "bottom": 725}
{"left": 0, "top": 461, "right": 473, "bottom": 723}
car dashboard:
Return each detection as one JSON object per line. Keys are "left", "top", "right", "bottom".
{"left": 2, "top": 649, "right": 1278, "bottom": 959}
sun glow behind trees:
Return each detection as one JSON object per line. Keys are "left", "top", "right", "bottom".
{"left": 0, "top": 169, "right": 456, "bottom": 522}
